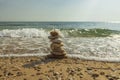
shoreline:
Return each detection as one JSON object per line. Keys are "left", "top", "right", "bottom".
{"left": 1, "top": 54, "right": 120, "bottom": 63}
{"left": 0, "top": 56, "right": 120, "bottom": 80}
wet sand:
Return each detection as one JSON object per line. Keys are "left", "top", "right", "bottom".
{"left": 0, "top": 56, "right": 120, "bottom": 80}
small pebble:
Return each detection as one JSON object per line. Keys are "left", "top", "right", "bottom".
{"left": 48, "top": 69, "right": 54, "bottom": 72}
{"left": 76, "top": 67, "right": 81, "bottom": 71}
{"left": 7, "top": 72, "right": 13, "bottom": 76}
{"left": 16, "top": 72, "right": 23, "bottom": 76}
{"left": 80, "top": 76, "right": 83, "bottom": 78}
{"left": 92, "top": 73, "right": 99, "bottom": 79}
{"left": 31, "top": 74, "right": 35, "bottom": 76}
{"left": 100, "top": 72, "right": 105, "bottom": 75}
{"left": 69, "top": 70, "right": 76, "bottom": 76}
{"left": 87, "top": 67, "right": 92, "bottom": 70}
{"left": 36, "top": 73, "right": 41, "bottom": 75}
{"left": 0, "top": 75, "right": 2, "bottom": 77}
{"left": 109, "top": 78, "right": 114, "bottom": 80}
{"left": 53, "top": 72, "right": 59, "bottom": 76}
{"left": 106, "top": 75, "right": 111, "bottom": 78}
{"left": 55, "top": 63, "right": 61, "bottom": 66}
{"left": 23, "top": 78, "right": 27, "bottom": 80}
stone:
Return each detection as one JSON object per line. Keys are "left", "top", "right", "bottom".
{"left": 7, "top": 72, "right": 13, "bottom": 76}
{"left": 16, "top": 72, "right": 23, "bottom": 76}
{"left": 87, "top": 67, "right": 93, "bottom": 70}
{"left": 48, "top": 30, "right": 67, "bottom": 58}
{"left": 51, "top": 51, "right": 66, "bottom": 56}
{"left": 0, "top": 75, "right": 2, "bottom": 77}
{"left": 50, "top": 43, "right": 64, "bottom": 50}
{"left": 50, "top": 30, "right": 59, "bottom": 36}
{"left": 23, "top": 78, "right": 27, "bottom": 80}
{"left": 68, "top": 77, "right": 74, "bottom": 80}
{"left": 109, "top": 78, "right": 114, "bottom": 80}
{"left": 36, "top": 73, "right": 41, "bottom": 75}
{"left": 100, "top": 72, "right": 105, "bottom": 75}
{"left": 91, "top": 74, "right": 99, "bottom": 79}
{"left": 48, "top": 36, "right": 59, "bottom": 39}
{"left": 53, "top": 72, "right": 59, "bottom": 76}
{"left": 47, "top": 54, "right": 67, "bottom": 59}
{"left": 52, "top": 48, "right": 65, "bottom": 53}
{"left": 52, "top": 39, "right": 62, "bottom": 44}
{"left": 106, "top": 75, "right": 111, "bottom": 78}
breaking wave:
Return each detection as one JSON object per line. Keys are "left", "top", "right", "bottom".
{"left": 0, "top": 28, "right": 48, "bottom": 38}
{"left": 0, "top": 28, "right": 119, "bottom": 38}
{"left": 0, "top": 28, "right": 120, "bottom": 62}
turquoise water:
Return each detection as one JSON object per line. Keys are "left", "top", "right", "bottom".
{"left": 0, "top": 22, "right": 120, "bottom": 30}
{"left": 0, "top": 22, "right": 120, "bottom": 37}
{"left": 0, "top": 22, "right": 120, "bottom": 62}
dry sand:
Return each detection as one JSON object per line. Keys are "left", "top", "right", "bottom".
{"left": 0, "top": 56, "right": 120, "bottom": 80}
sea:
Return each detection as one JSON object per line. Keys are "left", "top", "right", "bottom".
{"left": 0, "top": 22, "right": 120, "bottom": 62}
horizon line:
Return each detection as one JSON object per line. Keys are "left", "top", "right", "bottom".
{"left": 0, "top": 20, "right": 120, "bottom": 23}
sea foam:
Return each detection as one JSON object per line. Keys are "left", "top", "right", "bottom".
{"left": 0, "top": 28, "right": 120, "bottom": 62}
{"left": 0, "top": 28, "right": 48, "bottom": 38}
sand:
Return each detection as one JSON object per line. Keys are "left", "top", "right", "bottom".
{"left": 0, "top": 56, "right": 120, "bottom": 80}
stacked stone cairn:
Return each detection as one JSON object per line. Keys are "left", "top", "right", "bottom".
{"left": 48, "top": 30, "right": 67, "bottom": 58}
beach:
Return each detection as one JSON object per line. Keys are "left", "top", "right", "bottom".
{"left": 1, "top": 0, "right": 120, "bottom": 79}
{"left": 0, "top": 56, "right": 120, "bottom": 80}
{"left": 0, "top": 22, "right": 120, "bottom": 80}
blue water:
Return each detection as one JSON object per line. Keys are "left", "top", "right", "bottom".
{"left": 0, "top": 22, "right": 120, "bottom": 30}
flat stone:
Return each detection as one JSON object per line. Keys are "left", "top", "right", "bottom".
{"left": 48, "top": 36, "right": 59, "bottom": 39}
{"left": 50, "top": 42, "right": 63, "bottom": 48}
{"left": 51, "top": 49, "right": 65, "bottom": 53}
{"left": 52, "top": 39, "right": 62, "bottom": 43}
{"left": 51, "top": 52, "right": 66, "bottom": 56}
{"left": 47, "top": 54, "right": 67, "bottom": 59}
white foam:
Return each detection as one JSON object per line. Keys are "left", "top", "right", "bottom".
{"left": 0, "top": 28, "right": 48, "bottom": 38}
{"left": 111, "top": 34, "right": 120, "bottom": 38}
{"left": 68, "top": 54, "right": 120, "bottom": 62}
{"left": 63, "top": 35, "right": 120, "bottom": 62}
{"left": 0, "top": 29, "right": 120, "bottom": 62}
{"left": 1, "top": 53, "right": 120, "bottom": 62}
{"left": 0, "top": 53, "right": 47, "bottom": 57}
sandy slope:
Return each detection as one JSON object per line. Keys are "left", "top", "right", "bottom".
{"left": 0, "top": 57, "right": 120, "bottom": 80}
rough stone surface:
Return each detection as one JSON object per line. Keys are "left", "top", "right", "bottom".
{"left": 48, "top": 30, "right": 67, "bottom": 58}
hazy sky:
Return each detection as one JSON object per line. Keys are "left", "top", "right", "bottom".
{"left": 0, "top": 0, "right": 120, "bottom": 21}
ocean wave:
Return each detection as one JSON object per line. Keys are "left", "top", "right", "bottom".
{"left": 0, "top": 28, "right": 48, "bottom": 38}
{"left": 0, "top": 28, "right": 119, "bottom": 38}
{"left": 62, "top": 28, "right": 119, "bottom": 37}
{"left": 0, "top": 34, "right": 120, "bottom": 62}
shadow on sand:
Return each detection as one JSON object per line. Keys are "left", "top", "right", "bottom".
{"left": 22, "top": 56, "right": 66, "bottom": 68}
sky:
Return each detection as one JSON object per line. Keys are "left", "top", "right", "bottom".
{"left": 0, "top": 0, "right": 120, "bottom": 22}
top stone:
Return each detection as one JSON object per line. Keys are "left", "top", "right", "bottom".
{"left": 50, "top": 30, "right": 59, "bottom": 36}
{"left": 48, "top": 30, "right": 61, "bottom": 39}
